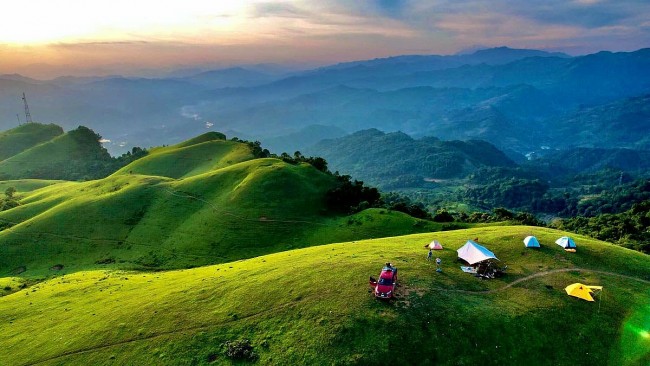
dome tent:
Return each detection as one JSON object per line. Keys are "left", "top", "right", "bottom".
{"left": 556, "top": 236, "right": 576, "bottom": 249}
{"left": 524, "top": 236, "right": 540, "bottom": 248}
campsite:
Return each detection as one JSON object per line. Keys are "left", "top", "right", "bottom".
{"left": 1, "top": 6, "right": 650, "bottom": 363}
{"left": 1, "top": 225, "right": 648, "bottom": 365}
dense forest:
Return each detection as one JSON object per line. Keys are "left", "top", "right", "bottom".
{"left": 553, "top": 200, "right": 650, "bottom": 253}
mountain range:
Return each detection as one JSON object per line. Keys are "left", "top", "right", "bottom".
{"left": 2, "top": 47, "right": 649, "bottom": 157}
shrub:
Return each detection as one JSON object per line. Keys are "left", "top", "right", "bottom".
{"left": 223, "top": 339, "right": 258, "bottom": 361}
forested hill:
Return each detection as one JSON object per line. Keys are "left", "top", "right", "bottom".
{"left": 305, "top": 129, "right": 515, "bottom": 189}
{"left": 0, "top": 124, "right": 146, "bottom": 181}
{"left": 548, "top": 94, "right": 650, "bottom": 149}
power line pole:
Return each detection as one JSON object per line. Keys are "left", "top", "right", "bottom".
{"left": 22, "top": 92, "right": 33, "bottom": 123}
{"left": 16, "top": 113, "right": 21, "bottom": 125}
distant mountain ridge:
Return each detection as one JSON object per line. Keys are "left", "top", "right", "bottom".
{"left": 306, "top": 129, "right": 515, "bottom": 189}
{"left": 321, "top": 46, "right": 570, "bottom": 72}
{"left": 2, "top": 47, "right": 649, "bottom": 156}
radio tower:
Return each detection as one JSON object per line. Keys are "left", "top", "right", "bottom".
{"left": 22, "top": 92, "right": 33, "bottom": 123}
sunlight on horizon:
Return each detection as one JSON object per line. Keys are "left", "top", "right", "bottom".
{"left": 0, "top": 0, "right": 252, "bottom": 44}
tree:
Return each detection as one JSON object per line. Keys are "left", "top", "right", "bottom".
{"left": 5, "top": 187, "right": 16, "bottom": 199}
{"left": 1, "top": 186, "right": 18, "bottom": 211}
{"left": 433, "top": 209, "right": 454, "bottom": 222}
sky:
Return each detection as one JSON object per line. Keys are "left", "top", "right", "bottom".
{"left": 0, "top": 0, "right": 649, "bottom": 78}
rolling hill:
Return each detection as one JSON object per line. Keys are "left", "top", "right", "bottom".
{"left": 0, "top": 132, "right": 447, "bottom": 277}
{"left": 112, "top": 131, "right": 253, "bottom": 179}
{"left": 0, "top": 123, "right": 63, "bottom": 161}
{"left": 0, "top": 226, "right": 647, "bottom": 365}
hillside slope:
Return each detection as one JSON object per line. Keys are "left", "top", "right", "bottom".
{"left": 0, "top": 123, "right": 63, "bottom": 161}
{"left": 113, "top": 132, "right": 253, "bottom": 179}
{"left": 0, "top": 126, "right": 112, "bottom": 180}
{"left": 307, "top": 129, "right": 515, "bottom": 189}
{"left": 0, "top": 135, "right": 445, "bottom": 277}
{"left": 526, "top": 147, "right": 650, "bottom": 177}
{"left": 550, "top": 94, "right": 650, "bottom": 149}
{"left": 0, "top": 226, "right": 647, "bottom": 365}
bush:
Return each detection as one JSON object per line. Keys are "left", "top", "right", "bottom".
{"left": 223, "top": 339, "right": 258, "bottom": 361}
{"left": 433, "top": 209, "right": 454, "bottom": 222}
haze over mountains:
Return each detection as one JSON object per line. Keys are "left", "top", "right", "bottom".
{"left": 1, "top": 47, "right": 649, "bottom": 157}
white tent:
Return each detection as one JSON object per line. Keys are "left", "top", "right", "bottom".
{"left": 428, "top": 240, "right": 443, "bottom": 250}
{"left": 523, "top": 236, "right": 540, "bottom": 248}
{"left": 555, "top": 236, "right": 576, "bottom": 249}
{"left": 457, "top": 240, "right": 498, "bottom": 265}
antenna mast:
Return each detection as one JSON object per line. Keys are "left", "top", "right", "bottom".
{"left": 22, "top": 92, "right": 33, "bottom": 123}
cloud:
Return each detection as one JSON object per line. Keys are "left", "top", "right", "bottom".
{"left": 249, "top": 2, "right": 312, "bottom": 18}
{"left": 2, "top": 0, "right": 649, "bottom": 78}
{"left": 434, "top": 12, "right": 584, "bottom": 51}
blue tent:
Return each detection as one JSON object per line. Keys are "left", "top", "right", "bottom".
{"left": 555, "top": 236, "right": 576, "bottom": 248}
{"left": 524, "top": 236, "right": 541, "bottom": 248}
{"left": 457, "top": 240, "right": 498, "bottom": 265}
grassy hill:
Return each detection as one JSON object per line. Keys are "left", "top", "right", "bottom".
{"left": 0, "top": 133, "right": 446, "bottom": 277}
{"left": 112, "top": 132, "right": 253, "bottom": 179}
{"left": 0, "top": 126, "right": 112, "bottom": 180}
{"left": 0, "top": 226, "right": 647, "bottom": 365}
{"left": 0, "top": 123, "right": 63, "bottom": 161}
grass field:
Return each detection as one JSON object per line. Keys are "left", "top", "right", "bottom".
{"left": 0, "top": 226, "right": 647, "bottom": 365}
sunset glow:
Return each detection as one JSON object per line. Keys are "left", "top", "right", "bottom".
{"left": 0, "top": 0, "right": 249, "bottom": 44}
{"left": 0, "top": 0, "right": 648, "bottom": 78}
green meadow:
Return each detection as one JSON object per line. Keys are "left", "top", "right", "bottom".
{"left": 0, "top": 125, "right": 648, "bottom": 365}
{"left": 0, "top": 131, "right": 443, "bottom": 277}
{"left": 0, "top": 226, "right": 648, "bottom": 365}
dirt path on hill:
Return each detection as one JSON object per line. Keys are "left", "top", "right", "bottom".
{"left": 23, "top": 268, "right": 650, "bottom": 366}
{"left": 433, "top": 268, "right": 650, "bottom": 295}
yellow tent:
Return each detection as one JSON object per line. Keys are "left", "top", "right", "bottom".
{"left": 565, "top": 283, "right": 603, "bottom": 301}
